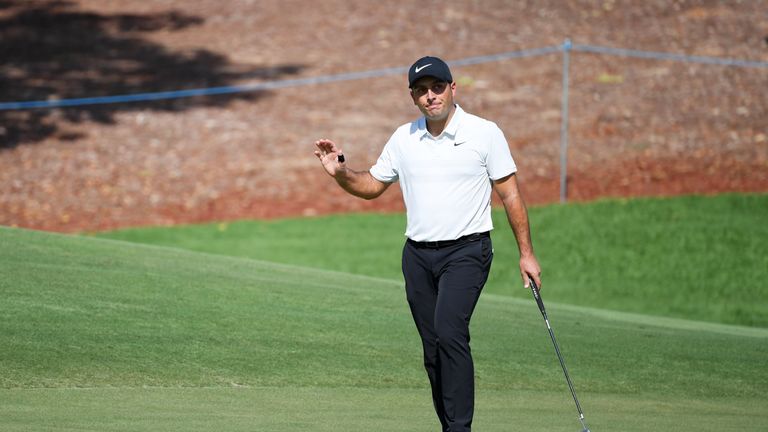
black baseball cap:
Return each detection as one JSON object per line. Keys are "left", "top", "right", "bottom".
{"left": 408, "top": 56, "right": 453, "bottom": 88}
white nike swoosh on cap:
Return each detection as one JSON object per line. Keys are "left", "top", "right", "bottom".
{"left": 414, "top": 64, "right": 432, "bottom": 73}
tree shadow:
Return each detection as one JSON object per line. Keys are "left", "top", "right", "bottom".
{"left": 0, "top": 0, "right": 304, "bottom": 148}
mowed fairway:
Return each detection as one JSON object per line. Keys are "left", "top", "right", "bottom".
{"left": 98, "top": 194, "right": 768, "bottom": 327}
{"left": 2, "top": 225, "right": 768, "bottom": 431}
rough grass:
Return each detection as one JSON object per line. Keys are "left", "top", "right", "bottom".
{"left": 97, "top": 193, "right": 768, "bottom": 326}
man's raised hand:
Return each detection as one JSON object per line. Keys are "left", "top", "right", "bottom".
{"left": 314, "top": 139, "right": 345, "bottom": 177}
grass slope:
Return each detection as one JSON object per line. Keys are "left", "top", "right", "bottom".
{"left": 2, "top": 226, "right": 768, "bottom": 431}
{"left": 97, "top": 193, "right": 768, "bottom": 326}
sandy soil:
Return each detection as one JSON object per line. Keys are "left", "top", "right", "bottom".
{"left": 1, "top": 0, "right": 766, "bottom": 232}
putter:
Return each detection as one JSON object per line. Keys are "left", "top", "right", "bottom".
{"left": 529, "top": 278, "right": 591, "bottom": 432}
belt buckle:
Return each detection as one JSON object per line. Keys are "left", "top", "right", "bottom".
{"left": 424, "top": 240, "right": 440, "bottom": 248}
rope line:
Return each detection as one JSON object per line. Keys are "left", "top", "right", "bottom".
{"left": 1, "top": 41, "right": 765, "bottom": 111}
{"left": 573, "top": 43, "right": 768, "bottom": 68}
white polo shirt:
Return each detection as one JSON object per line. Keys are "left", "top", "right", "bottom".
{"left": 370, "top": 105, "right": 517, "bottom": 242}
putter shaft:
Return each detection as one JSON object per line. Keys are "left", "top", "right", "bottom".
{"left": 529, "top": 278, "right": 590, "bottom": 431}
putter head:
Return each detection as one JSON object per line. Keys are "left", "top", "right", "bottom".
{"left": 579, "top": 417, "right": 590, "bottom": 431}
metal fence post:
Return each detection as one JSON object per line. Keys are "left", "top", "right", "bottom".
{"left": 560, "top": 38, "right": 572, "bottom": 203}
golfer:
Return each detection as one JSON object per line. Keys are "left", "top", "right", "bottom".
{"left": 314, "top": 56, "right": 541, "bottom": 432}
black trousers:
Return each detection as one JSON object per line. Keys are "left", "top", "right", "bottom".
{"left": 402, "top": 233, "right": 493, "bottom": 432}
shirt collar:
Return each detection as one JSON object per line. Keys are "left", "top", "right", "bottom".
{"left": 418, "top": 104, "right": 465, "bottom": 141}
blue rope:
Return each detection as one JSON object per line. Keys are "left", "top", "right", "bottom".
{"left": 1, "top": 42, "right": 765, "bottom": 111}
{"left": 573, "top": 43, "right": 768, "bottom": 68}
{"left": 0, "top": 47, "right": 561, "bottom": 111}
{"left": 448, "top": 44, "right": 562, "bottom": 67}
{"left": 0, "top": 66, "right": 403, "bottom": 111}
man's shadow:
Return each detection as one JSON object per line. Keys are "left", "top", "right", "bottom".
{"left": 0, "top": 0, "right": 304, "bottom": 148}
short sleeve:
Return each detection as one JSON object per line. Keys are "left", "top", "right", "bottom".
{"left": 486, "top": 124, "right": 517, "bottom": 180}
{"left": 369, "top": 133, "right": 400, "bottom": 183}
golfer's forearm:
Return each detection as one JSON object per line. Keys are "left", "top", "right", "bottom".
{"left": 505, "top": 199, "right": 535, "bottom": 258}
{"left": 334, "top": 168, "right": 387, "bottom": 200}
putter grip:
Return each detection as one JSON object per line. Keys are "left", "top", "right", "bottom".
{"left": 529, "top": 278, "right": 547, "bottom": 318}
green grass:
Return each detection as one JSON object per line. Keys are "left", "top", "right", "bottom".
{"left": 2, "top": 225, "right": 768, "bottom": 431}
{"left": 3, "top": 388, "right": 766, "bottom": 432}
{"left": 96, "top": 193, "right": 768, "bottom": 327}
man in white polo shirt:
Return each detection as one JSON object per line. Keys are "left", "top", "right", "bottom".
{"left": 314, "top": 56, "right": 541, "bottom": 432}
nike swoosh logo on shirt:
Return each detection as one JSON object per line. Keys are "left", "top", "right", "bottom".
{"left": 414, "top": 64, "right": 432, "bottom": 73}
{"left": 454, "top": 141, "right": 466, "bottom": 146}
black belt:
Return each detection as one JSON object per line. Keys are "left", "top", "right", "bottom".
{"left": 407, "top": 231, "right": 489, "bottom": 249}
